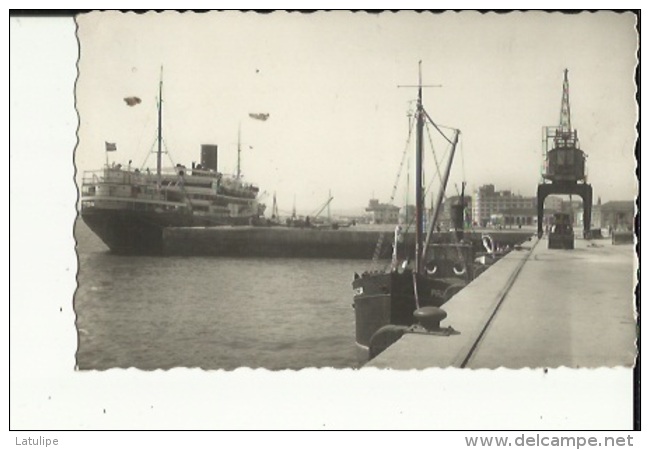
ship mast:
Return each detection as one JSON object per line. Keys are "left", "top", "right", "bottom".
{"left": 156, "top": 66, "right": 163, "bottom": 186}
{"left": 397, "top": 62, "right": 460, "bottom": 267}
{"left": 395, "top": 62, "right": 442, "bottom": 272}
{"left": 237, "top": 123, "right": 242, "bottom": 180}
{"left": 398, "top": 61, "right": 442, "bottom": 274}
{"left": 414, "top": 62, "right": 425, "bottom": 274}
{"left": 272, "top": 192, "right": 279, "bottom": 219}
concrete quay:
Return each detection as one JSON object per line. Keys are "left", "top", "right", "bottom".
{"left": 366, "top": 236, "right": 638, "bottom": 369}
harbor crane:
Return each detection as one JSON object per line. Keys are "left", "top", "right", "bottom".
{"left": 537, "top": 69, "right": 593, "bottom": 239}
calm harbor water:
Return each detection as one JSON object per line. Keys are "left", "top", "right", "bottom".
{"left": 74, "top": 220, "right": 364, "bottom": 370}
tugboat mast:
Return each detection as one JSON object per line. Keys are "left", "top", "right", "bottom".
{"left": 400, "top": 62, "right": 459, "bottom": 270}
{"left": 157, "top": 66, "right": 163, "bottom": 186}
{"left": 414, "top": 62, "right": 425, "bottom": 274}
{"left": 397, "top": 61, "right": 445, "bottom": 274}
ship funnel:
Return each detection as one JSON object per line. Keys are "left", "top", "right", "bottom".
{"left": 450, "top": 204, "right": 465, "bottom": 240}
{"left": 201, "top": 145, "right": 218, "bottom": 172}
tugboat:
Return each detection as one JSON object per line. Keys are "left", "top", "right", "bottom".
{"left": 79, "top": 71, "right": 266, "bottom": 254}
{"left": 352, "top": 63, "right": 479, "bottom": 362}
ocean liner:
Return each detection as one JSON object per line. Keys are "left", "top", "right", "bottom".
{"left": 79, "top": 73, "right": 266, "bottom": 255}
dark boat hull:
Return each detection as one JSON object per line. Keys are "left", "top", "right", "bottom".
{"left": 80, "top": 208, "right": 195, "bottom": 255}
{"left": 82, "top": 204, "right": 533, "bottom": 258}
{"left": 163, "top": 227, "right": 532, "bottom": 258}
{"left": 352, "top": 271, "right": 464, "bottom": 361}
{"left": 80, "top": 201, "right": 263, "bottom": 254}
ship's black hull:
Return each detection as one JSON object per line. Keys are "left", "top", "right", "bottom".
{"left": 80, "top": 208, "right": 196, "bottom": 255}
{"left": 82, "top": 205, "right": 532, "bottom": 258}
{"left": 163, "top": 227, "right": 532, "bottom": 258}
{"left": 81, "top": 207, "right": 263, "bottom": 254}
{"left": 352, "top": 271, "right": 464, "bottom": 361}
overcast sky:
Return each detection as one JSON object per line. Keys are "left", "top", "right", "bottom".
{"left": 75, "top": 11, "right": 638, "bottom": 214}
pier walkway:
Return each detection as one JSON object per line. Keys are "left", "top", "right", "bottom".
{"left": 366, "top": 236, "right": 637, "bottom": 369}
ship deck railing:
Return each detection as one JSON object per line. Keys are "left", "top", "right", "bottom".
{"left": 81, "top": 168, "right": 162, "bottom": 186}
{"left": 81, "top": 195, "right": 189, "bottom": 211}
{"left": 82, "top": 167, "right": 260, "bottom": 193}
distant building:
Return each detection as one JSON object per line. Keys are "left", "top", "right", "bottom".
{"left": 473, "top": 184, "right": 536, "bottom": 227}
{"left": 591, "top": 198, "right": 602, "bottom": 229}
{"left": 365, "top": 199, "right": 400, "bottom": 224}
{"left": 526, "top": 197, "right": 633, "bottom": 232}
{"left": 472, "top": 183, "right": 634, "bottom": 232}
{"left": 472, "top": 185, "right": 576, "bottom": 227}
{"left": 544, "top": 196, "right": 564, "bottom": 212}
{"left": 501, "top": 207, "right": 536, "bottom": 227}
{"left": 600, "top": 200, "right": 635, "bottom": 231}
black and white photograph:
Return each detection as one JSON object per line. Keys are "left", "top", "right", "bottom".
{"left": 10, "top": 8, "right": 640, "bottom": 433}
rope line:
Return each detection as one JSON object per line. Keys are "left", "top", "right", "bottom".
{"left": 369, "top": 112, "right": 416, "bottom": 269}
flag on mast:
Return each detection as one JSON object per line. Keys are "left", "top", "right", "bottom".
{"left": 105, "top": 142, "right": 117, "bottom": 152}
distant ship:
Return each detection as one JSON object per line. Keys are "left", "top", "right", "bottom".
{"left": 79, "top": 72, "right": 266, "bottom": 255}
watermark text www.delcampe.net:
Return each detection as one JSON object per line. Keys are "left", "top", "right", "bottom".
{"left": 465, "top": 434, "right": 634, "bottom": 448}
